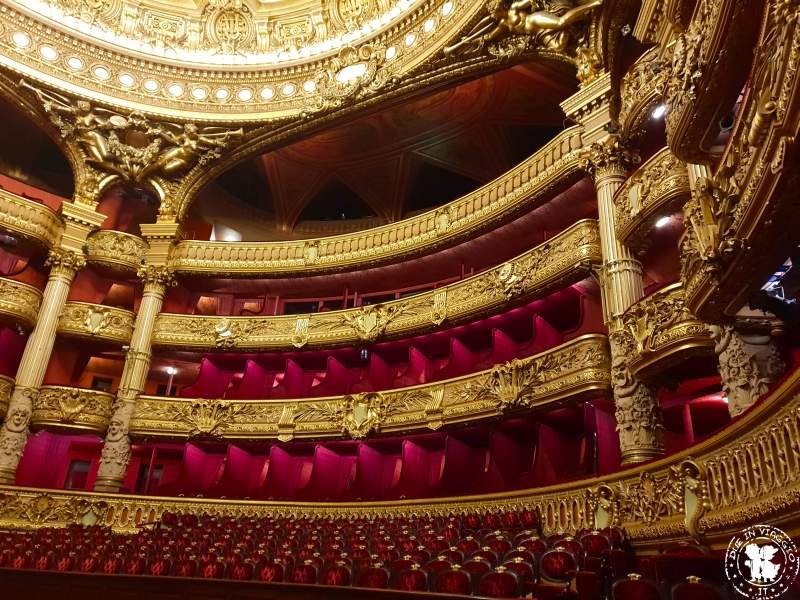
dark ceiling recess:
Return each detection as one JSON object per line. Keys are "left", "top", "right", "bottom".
{"left": 298, "top": 180, "right": 377, "bottom": 222}
{"left": 217, "top": 161, "right": 275, "bottom": 214}
{"left": 404, "top": 161, "right": 481, "bottom": 215}
{"left": 500, "top": 124, "right": 564, "bottom": 166}
{"left": 0, "top": 96, "right": 73, "bottom": 198}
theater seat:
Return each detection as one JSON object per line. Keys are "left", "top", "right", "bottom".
{"left": 479, "top": 567, "right": 521, "bottom": 598}
{"left": 612, "top": 574, "right": 664, "bottom": 600}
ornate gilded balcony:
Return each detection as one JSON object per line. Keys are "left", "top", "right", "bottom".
{"left": 613, "top": 148, "right": 689, "bottom": 250}
{"left": 613, "top": 283, "right": 713, "bottom": 380}
{"left": 618, "top": 47, "right": 668, "bottom": 138}
{"left": 132, "top": 334, "right": 610, "bottom": 441}
{"left": 31, "top": 386, "right": 116, "bottom": 434}
{"left": 0, "top": 189, "right": 61, "bottom": 249}
{"left": 57, "top": 302, "right": 135, "bottom": 346}
{"left": 169, "top": 128, "right": 585, "bottom": 277}
{"left": 0, "top": 374, "right": 13, "bottom": 420}
{"left": 0, "top": 277, "right": 42, "bottom": 328}
{"left": 85, "top": 230, "right": 148, "bottom": 277}
{"left": 154, "top": 220, "right": 600, "bottom": 350}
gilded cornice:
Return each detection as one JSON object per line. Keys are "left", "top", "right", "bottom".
{"left": 611, "top": 283, "right": 713, "bottom": 381}
{"left": 154, "top": 220, "right": 600, "bottom": 350}
{"left": 0, "top": 374, "right": 13, "bottom": 421}
{"left": 6, "top": 363, "right": 800, "bottom": 543}
{"left": 31, "top": 385, "right": 115, "bottom": 434}
{"left": 85, "top": 230, "right": 148, "bottom": 277}
{"left": 170, "top": 127, "right": 586, "bottom": 276}
{"left": 0, "top": 189, "right": 62, "bottom": 250}
{"left": 132, "top": 334, "right": 611, "bottom": 441}
{"left": 613, "top": 147, "right": 690, "bottom": 250}
{"left": 680, "top": 0, "right": 800, "bottom": 319}
{"left": 0, "top": 277, "right": 43, "bottom": 328}
{"left": 57, "top": 302, "right": 135, "bottom": 346}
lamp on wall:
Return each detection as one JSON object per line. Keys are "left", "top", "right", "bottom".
{"left": 166, "top": 366, "right": 177, "bottom": 396}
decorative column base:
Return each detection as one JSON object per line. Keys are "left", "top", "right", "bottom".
{"left": 711, "top": 323, "right": 785, "bottom": 417}
{"left": 94, "top": 399, "right": 134, "bottom": 493}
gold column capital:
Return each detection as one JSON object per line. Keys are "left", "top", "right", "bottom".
{"left": 582, "top": 135, "right": 641, "bottom": 181}
{"left": 45, "top": 247, "right": 86, "bottom": 280}
{"left": 137, "top": 265, "right": 176, "bottom": 293}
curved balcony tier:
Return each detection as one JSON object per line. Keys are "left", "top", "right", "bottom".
{"left": 85, "top": 230, "right": 148, "bottom": 277}
{"left": 170, "top": 128, "right": 585, "bottom": 277}
{"left": 612, "top": 283, "right": 714, "bottom": 381}
{"left": 56, "top": 302, "right": 135, "bottom": 346}
{"left": 131, "top": 335, "right": 610, "bottom": 441}
{"left": 0, "top": 277, "right": 42, "bottom": 329}
{"left": 3, "top": 363, "right": 798, "bottom": 543}
{"left": 154, "top": 220, "right": 600, "bottom": 351}
{"left": 31, "top": 385, "right": 115, "bottom": 435}
{"left": 617, "top": 47, "right": 667, "bottom": 137}
{"left": 613, "top": 148, "right": 690, "bottom": 251}
{"left": 0, "top": 189, "right": 61, "bottom": 250}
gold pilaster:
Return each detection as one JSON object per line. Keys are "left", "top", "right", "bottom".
{"left": 94, "top": 223, "right": 180, "bottom": 492}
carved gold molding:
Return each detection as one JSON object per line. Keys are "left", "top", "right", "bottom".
{"left": 85, "top": 230, "right": 148, "bottom": 277}
{"left": 613, "top": 283, "right": 713, "bottom": 381}
{"left": 0, "top": 277, "right": 43, "bottom": 328}
{"left": 155, "top": 220, "right": 600, "bottom": 350}
{"left": 680, "top": 0, "right": 800, "bottom": 319}
{"left": 613, "top": 148, "right": 690, "bottom": 250}
{"left": 133, "top": 334, "right": 611, "bottom": 441}
{"left": 6, "top": 364, "right": 800, "bottom": 544}
{"left": 57, "top": 302, "right": 135, "bottom": 346}
{"left": 31, "top": 385, "right": 115, "bottom": 434}
{"left": 0, "top": 374, "right": 13, "bottom": 421}
{"left": 170, "top": 128, "right": 585, "bottom": 276}
{"left": 617, "top": 46, "right": 667, "bottom": 137}
{"left": 0, "top": 189, "right": 62, "bottom": 250}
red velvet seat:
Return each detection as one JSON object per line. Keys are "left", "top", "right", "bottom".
{"left": 457, "top": 536, "right": 481, "bottom": 554}
{"left": 256, "top": 561, "right": 285, "bottom": 582}
{"left": 355, "top": 565, "right": 390, "bottom": 588}
{"left": 612, "top": 574, "right": 664, "bottom": 600}
{"left": 462, "top": 558, "right": 493, "bottom": 577}
{"left": 433, "top": 566, "right": 472, "bottom": 595}
{"left": 540, "top": 548, "right": 578, "bottom": 582}
{"left": 425, "top": 557, "right": 452, "bottom": 572}
{"left": 33, "top": 553, "right": 53, "bottom": 570}
{"left": 520, "top": 536, "right": 548, "bottom": 556}
{"left": 78, "top": 555, "right": 100, "bottom": 573}
{"left": 478, "top": 567, "right": 521, "bottom": 598}
{"left": 391, "top": 566, "right": 428, "bottom": 591}
{"left": 289, "top": 561, "right": 318, "bottom": 584}
{"left": 200, "top": 559, "right": 226, "bottom": 578}
{"left": 229, "top": 561, "right": 254, "bottom": 580}
{"left": 100, "top": 555, "right": 123, "bottom": 574}
{"left": 503, "top": 557, "right": 536, "bottom": 590}
{"left": 173, "top": 558, "right": 197, "bottom": 577}
{"left": 671, "top": 577, "right": 726, "bottom": 600}
{"left": 320, "top": 563, "right": 351, "bottom": 586}
{"left": 124, "top": 555, "right": 148, "bottom": 575}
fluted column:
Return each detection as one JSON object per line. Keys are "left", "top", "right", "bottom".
{"left": 94, "top": 265, "right": 174, "bottom": 492}
{"left": 585, "top": 135, "right": 665, "bottom": 465}
{"left": 0, "top": 249, "right": 85, "bottom": 483}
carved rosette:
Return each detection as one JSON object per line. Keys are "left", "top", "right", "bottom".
{"left": 0, "top": 189, "right": 62, "bottom": 249}
{"left": 0, "top": 375, "right": 13, "bottom": 420}
{"left": 609, "top": 331, "right": 665, "bottom": 465}
{"left": 617, "top": 284, "right": 714, "bottom": 379}
{"left": 86, "top": 230, "right": 148, "bottom": 276}
{"left": 31, "top": 386, "right": 115, "bottom": 434}
{"left": 582, "top": 135, "right": 641, "bottom": 181}
{"left": 0, "top": 386, "right": 38, "bottom": 484}
{"left": 0, "top": 277, "right": 43, "bottom": 328}
{"left": 57, "top": 302, "right": 135, "bottom": 345}
{"left": 45, "top": 247, "right": 87, "bottom": 280}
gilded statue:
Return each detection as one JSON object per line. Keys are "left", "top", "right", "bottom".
{"left": 444, "top": 0, "right": 603, "bottom": 56}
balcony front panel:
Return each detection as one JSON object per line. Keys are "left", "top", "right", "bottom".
{"left": 0, "top": 189, "right": 61, "bottom": 250}
{"left": 613, "top": 148, "right": 690, "bottom": 250}
{"left": 614, "top": 283, "right": 713, "bottom": 380}
{"left": 617, "top": 47, "right": 667, "bottom": 136}
{"left": 169, "top": 128, "right": 585, "bottom": 277}
{"left": 153, "top": 220, "right": 600, "bottom": 351}
{"left": 0, "top": 374, "right": 13, "bottom": 420}
{"left": 57, "top": 302, "right": 135, "bottom": 346}
{"left": 0, "top": 277, "right": 42, "bottom": 329}
{"left": 31, "top": 386, "right": 115, "bottom": 434}
{"left": 85, "top": 230, "right": 148, "bottom": 277}
{"left": 131, "top": 334, "right": 610, "bottom": 441}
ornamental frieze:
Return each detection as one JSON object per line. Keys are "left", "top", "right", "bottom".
{"left": 612, "top": 148, "right": 689, "bottom": 251}
{"left": 130, "top": 334, "right": 610, "bottom": 440}
{"left": 0, "top": 277, "right": 43, "bottom": 329}
{"left": 168, "top": 127, "right": 585, "bottom": 275}
{"left": 85, "top": 230, "right": 148, "bottom": 276}
{"left": 152, "top": 220, "right": 600, "bottom": 350}
{"left": 0, "top": 190, "right": 62, "bottom": 250}
{"left": 57, "top": 302, "right": 135, "bottom": 346}
{"left": 31, "top": 386, "right": 115, "bottom": 434}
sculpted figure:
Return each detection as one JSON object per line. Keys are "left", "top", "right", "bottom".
{"left": 444, "top": 0, "right": 603, "bottom": 55}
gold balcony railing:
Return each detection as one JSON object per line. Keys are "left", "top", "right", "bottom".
{"left": 86, "top": 230, "right": 149, "bottom": 277}
{"left": 153, "top": 220, "right": 600, "bottom": 351}
{"left": 613, "top": 148, "right": 690, "bottom": 250}
{"left": 0, "top": 277, "right": 42, "bottom": 328}
{"left": 57, "top": 302, "right": 135, "bottom": 346}
{"left": 0, "top": 189, "right": 61, "bottom": 250}
{"left": 132, "top": 335, "right": 611, "bottom": 441}
{"left": 31, "top": 386, "right": 116, "bottom": 435}
{"left": 169, "top": 127, "right": 585, "bottom": 277}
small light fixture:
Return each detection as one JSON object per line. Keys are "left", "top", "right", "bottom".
{"left": 166, "top": 366, "right": 177, "bottom": 375}
{"left": 721, "top": 394, "right": 729, "bottom": 404}
{"left": 651, "top": 103, "right": 667, "bottom": 119}
{"left": 655, "top": 216, "right": 670, "bottom": 229}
